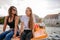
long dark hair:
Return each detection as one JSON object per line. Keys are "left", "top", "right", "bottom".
{"left": 8, "top": 6, "right": 17, "bottom": 18}
{"left": 26, "top": 7, "right": 33, "bottom": 30}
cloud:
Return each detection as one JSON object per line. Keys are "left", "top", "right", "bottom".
{"left": 47, "top": 0, "right": 60, "bottom": 9}
{"left": 0, "top": 0, "right": 11, "bottom": 6}
{"left": 0, "top": 0, "right": 60, "bottom": 18}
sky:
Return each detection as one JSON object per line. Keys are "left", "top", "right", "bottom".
{"left": 0, "top": 0, "right": 60, "bottom": 18}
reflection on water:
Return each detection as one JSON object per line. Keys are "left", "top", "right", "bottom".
{"left": 46, "top": 27, "right": 60, "bottom": 35}
{"left": 46, "top": 27, "right": 60, "bottom": 40}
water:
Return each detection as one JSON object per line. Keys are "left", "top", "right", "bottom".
{"left": 0, "top": 24, "right": 10, "bottom": 33}
{"left": 45, "top": 27, "right": 60, "bottom": 40}
{"left": 46, "top": 27, "right": 60, "bottom": 35}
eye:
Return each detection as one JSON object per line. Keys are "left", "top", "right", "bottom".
{"left": 13, "top": 9, "right": 16, "bottom": 11}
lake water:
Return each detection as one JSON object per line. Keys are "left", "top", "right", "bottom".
{"left": 46, "top": 27, "right": 60, "bottom": 35}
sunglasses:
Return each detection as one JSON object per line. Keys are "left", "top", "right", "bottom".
{"left": 12, "top": 8, "right": 16, "bottom": 11}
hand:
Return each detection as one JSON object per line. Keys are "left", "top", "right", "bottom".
{"left": 13, "top": 34, "right": 16, "bottom": 38}
{"left": 32, "top": 30, "right": 35, "bottom": 37}
{"left": 17, "top": 36, "right": 20, "bottom": 38}
{"left": 21, "top": 22, "right": 24, "bottom": 27}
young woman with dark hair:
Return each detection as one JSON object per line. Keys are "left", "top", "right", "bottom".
{"left": 0, "top": 6, "right": 19, "bottom": 40}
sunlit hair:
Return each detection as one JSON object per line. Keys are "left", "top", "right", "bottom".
{"left": 26, "top": 7, "right": 33, "bottom": 30}
{"left": 8, "top": 6, "right": 17, "bottom": 18}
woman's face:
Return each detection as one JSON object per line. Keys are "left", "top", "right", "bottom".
{"left": 11, "top": 8, "right": 16, "bottom": 15}
{"left": 26, "top": 8, "right": 31, "bottom": 16}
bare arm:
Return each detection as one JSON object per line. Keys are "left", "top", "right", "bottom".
{"left": 20, "top": 22, "right": 24, "bottom": 36}
{"left": 13, "top": 16, "right": 19, "bottom": 37}
{"left": 3, "top": 16, "right": 8, "bottom": 32}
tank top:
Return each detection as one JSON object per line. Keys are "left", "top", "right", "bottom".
{"left": 7, "top": 16, "right": 15, "bottom": 29}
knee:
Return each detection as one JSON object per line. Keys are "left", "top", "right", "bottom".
{"left": 26, "top": 35, "right": 31, "bottom": 39}
{"left": 5, "top": 33, "right": 13, "bottom": 39}
{"left": 26, "top": 33, "right": 32, "bottom": 40}
{"left": 26, "top": 36, "right": 31, "bottom": 40}
{"left": 5, "top": 34, "right": 10, "bottom": 39}
{"left": 26, "top": 33, "right": 32, "bottom": 38}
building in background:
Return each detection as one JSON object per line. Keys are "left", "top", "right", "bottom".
{"left": 44, "top": 13, "right": 60, "bottom": 27}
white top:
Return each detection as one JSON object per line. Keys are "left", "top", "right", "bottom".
{"left": 39, "top": 22, "right": 45, "bottom": 27}
{"left": 20, "top": 15, "right": 36, "bottom": 30}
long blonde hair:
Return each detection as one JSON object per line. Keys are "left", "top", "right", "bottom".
{"left": 27, "top": 7, "right": 34, "bottom": 30}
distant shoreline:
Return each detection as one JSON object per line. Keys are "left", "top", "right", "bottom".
{"left": 0, "top": 24, "right": 60, "bottom": 27}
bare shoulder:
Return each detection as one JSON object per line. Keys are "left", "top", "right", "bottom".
{"left": 5, "top": 16, "right": 8, "bottom": 20}
{"left": 15, "top": 16, "right": 20, "bottom": 19}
